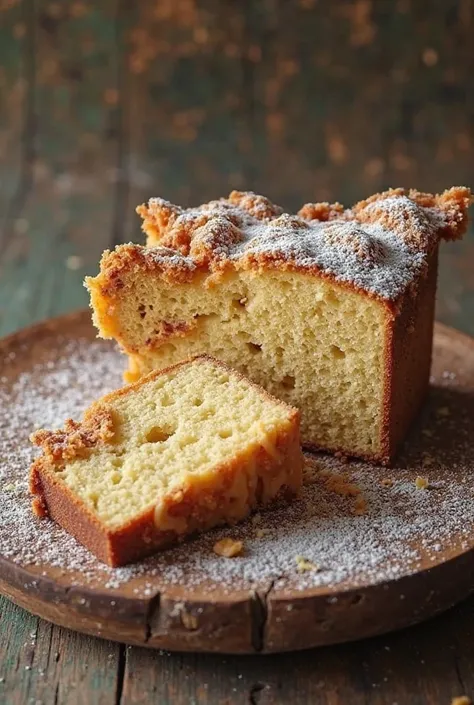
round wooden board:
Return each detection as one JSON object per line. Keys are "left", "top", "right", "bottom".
{"left": 1, "top": 311, "right": 474, "bottom": 654}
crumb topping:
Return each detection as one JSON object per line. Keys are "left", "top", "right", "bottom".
{"left": 31, "top": 405, "right": 115, "bottom": 467}
{"left": 134, "top": 187, "right": 471, "bottom": 301}
{"left": 295, "top": 555, "right": 319, "bottom": 572}
{"left": 213, "top": 537, "right": 244, "bottom": 558}
{"left": 415, "top": 476, "right": 429, "bottom": 490}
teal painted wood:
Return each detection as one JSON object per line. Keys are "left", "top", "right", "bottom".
{"left": 0, "top": 0, "right": 121, "bottom": 335}
{"left": 0, "top": 600, "right": 120, "bottom": 705}
{"left": 2, "top": 596, "right": 474, "bottom": 704}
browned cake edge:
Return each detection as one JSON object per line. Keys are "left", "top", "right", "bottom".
{"left": 381, "top": 249, "right": 439, "bottom": 464}
{"left": 29, "top": 355, "right": 303, "bottom": 567}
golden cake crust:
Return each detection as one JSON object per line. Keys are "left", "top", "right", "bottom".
{"left": 30, "top": 355, "right": 302, "bottom": 566}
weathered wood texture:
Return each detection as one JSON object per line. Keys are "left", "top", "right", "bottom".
{"left": 2, "top": 595, "right": 474, "bottom": 704}
{"left": 0, "top": 0, "right": 473, "bottom": 703}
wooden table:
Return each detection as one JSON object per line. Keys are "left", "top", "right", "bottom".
{"left": 0, "top": 2, "right": 473, "bottom": 702}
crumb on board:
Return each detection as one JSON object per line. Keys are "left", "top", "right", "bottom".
{"left": 255, "top": 528, "right": 269, "bottom": 539}
{"left": 324, "top": 473, "right": 360, "bottom": 497}
{"left": 213, "top": 538, "right": 243, "bottom": 558}
{"left": 295, "top": 555, "right": 319, "bottom": 573}
{"left": 415, "top": 476, "right": 429, "bottom": 490}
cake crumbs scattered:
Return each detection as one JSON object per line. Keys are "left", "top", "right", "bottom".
{"left": 213, "top": 538, "right": 243, "bottom": 558}
{"left": 295, "top": 556, "right": 319, "bottom": 573}
{"left": 322, "top": 472, "right": 361, "bottom": 497}
{"left": 255, "top": 528, "right": 269, "bottom": 539}
{"left": 415, "top": 476, "right": 430, "bottom": 490}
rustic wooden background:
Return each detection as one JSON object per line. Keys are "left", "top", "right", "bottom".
{"left": 0, "top": 1, "right": 473, "bottom": 703}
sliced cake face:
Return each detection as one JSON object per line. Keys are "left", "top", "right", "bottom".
{"left": 30, "top": 357, "right": 302, "bottom": 566}
{"left": 89, "top": 265, "right": 386, "bottom": 459}
{"left": 86, "top": 187, "right": 471, "bottom": 463}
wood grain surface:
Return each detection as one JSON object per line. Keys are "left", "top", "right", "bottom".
{"left": 0, "top": 0, "right": 473, "bottom": 703}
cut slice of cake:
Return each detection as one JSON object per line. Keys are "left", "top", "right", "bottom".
{"left": 30, "top": 355, "right": 302, "bottom": 567}
{"left": 86, "top": 188, "right": 471, "bottom": 464}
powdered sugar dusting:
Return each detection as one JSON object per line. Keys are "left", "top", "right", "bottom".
{"left": 142, "top": 190, "right": 458, "bottom": 301}
{"left": 236, "top": 217, "right": 426, "bottom": 300}
{"left": 1, "top": 332, "right": 473, "bottom": 597}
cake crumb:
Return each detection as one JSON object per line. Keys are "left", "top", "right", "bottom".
{"left": 451, "top": 696, "right": 471, "bottom": 705}
{"left": 324, "top": 472, "right": 360, "bottom": 497}
{"left": 415, "top": 476, "right": 429, "bottom": 490}
{"left": 213, "top": 538, "right": 243, "bottom": 558}
{"left": 255, "top": 528, "right": 269, "bottom": 539}
{"left": 295, "top": 555, "right": 319, "bottom": 572}
{"left": 381, "top": 478, "right": 393, "bottom": 488}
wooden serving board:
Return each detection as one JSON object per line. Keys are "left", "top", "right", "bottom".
{"left": 0, "top": 311, "right": 473, "bottom": 654}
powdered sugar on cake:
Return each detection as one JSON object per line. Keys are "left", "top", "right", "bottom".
{"left": 138, "top": 187, "right": 471, "bottom": 302}
{"left": 236, "top": 216, "right": 426, "bottom": 301}
{"left": 0, "top": 333, "right": 473, "bottom": 595}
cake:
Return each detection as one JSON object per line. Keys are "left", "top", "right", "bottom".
{"left": 86, "top": 187, "right": 471, "bottom": 464}
{"left": 30, "top": 355, "right": 302, "bottom": 567}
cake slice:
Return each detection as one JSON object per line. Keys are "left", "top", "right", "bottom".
{"left": 86, "top": 188, "right": 471, "bottom": 464}
{"left": 30, "top": 355, "right": 302, "bottom": 567}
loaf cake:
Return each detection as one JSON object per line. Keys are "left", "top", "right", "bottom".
{"left": 30, "top": 355, "right": 302, "bottom": 567}
{"left": 86, "top": 187, "right": 471, "bottom": 464}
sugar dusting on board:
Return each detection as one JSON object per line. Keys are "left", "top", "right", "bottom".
{"left": 0, "top": 333, "right": 473, "bottom": 597}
